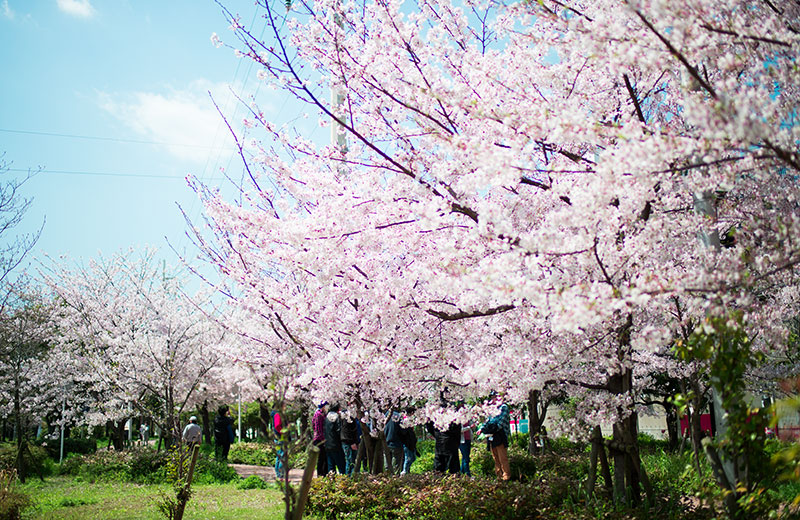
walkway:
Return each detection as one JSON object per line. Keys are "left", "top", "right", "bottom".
{"left": 232, "top": 463, "right": 308, "bottom": 484}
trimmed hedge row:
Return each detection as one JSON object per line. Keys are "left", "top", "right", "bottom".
{"left": 307, "top": 473, "right": 541, "bottom": 520}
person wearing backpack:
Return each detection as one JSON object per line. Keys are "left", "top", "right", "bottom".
{"left": 481, "top": 400, "right": 511, "bottom": 481}
{"left": 214, "top": 405, "right": 235, "bottom": 461}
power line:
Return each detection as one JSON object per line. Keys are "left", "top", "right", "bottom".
{"left": 7, "top": 167, "right": 225, "bottom": 181}
{"left": 0, "top": 127, "right": 234, "bottom": 151}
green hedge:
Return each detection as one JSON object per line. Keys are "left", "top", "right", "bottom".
{"left": 40, "top": 437, "right": 97, "bottom": 460}
{"left": 57, "top": 446, "right": 239, "bottom": 484}
{"left": 307, "top": 473, "right": 541, "bottom": 520}
{"left": 228, "top": 441, "right": 308, "bottom": 469}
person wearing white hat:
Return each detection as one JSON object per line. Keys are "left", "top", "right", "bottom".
{"left": 182, "top": 416, "right": 203, "bottom": 445}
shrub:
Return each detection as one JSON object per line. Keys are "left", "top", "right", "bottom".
{"left": 41, "top": 437, "right": 97, "bottom": 460}
{"left": 228, "top": 442, "right": 274, "bottom": 466}
{"left": 307, "top": 473, "right": 541, "bottom": 520}
{"left": 637, "top": 432, "right": 670, "bottom": 453}
{"left": 0, "top": 443, "right": 51, "bottom": 479}
{"left": 0, "top": 469, "right": 30, "bottom": 520}
{"left": 127, "top": 448, "right": 168, "bottom": 484}
{"left": 509, "top": 432, "right": 529, "bottom": 452}
{"left": 472, "top": 444, "right": 535, "bottom": 481}
{"left": 237, "top": 474, "right": 269, "bottom": 489}
{"left": 194, "top": 456, "right": 240, "bottom": 484}
{"left": 411, "top": 439, "right": 435, "bottom": 474}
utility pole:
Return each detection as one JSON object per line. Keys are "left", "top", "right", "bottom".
{"left": 59, "top": 393, "right": 66, "bottom": 463}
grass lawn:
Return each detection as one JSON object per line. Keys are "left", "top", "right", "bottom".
{"left": 19, "top": 476, "right": 290, "bottom": 520}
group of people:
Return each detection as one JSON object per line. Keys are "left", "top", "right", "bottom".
{"left": 423, "top": 400, "right": 510, "bottom": 481}
{"left": 311, "top": 398, "right": 511, "bottom": 481}
{"left": 181, "top": 398, "right": 512, "bottom": 482}
{"left": 181, "top": 405, "right": 235, "bottom": 460}
{"left": 312, "top": 402, "right": 371, "bottom": 476}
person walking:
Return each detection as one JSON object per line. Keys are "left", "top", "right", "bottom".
{"left": 182, "top": 416, "right": 202, "bottom": 446}
{"left": 213, "top": 405, "right": 234, "bottom": 461}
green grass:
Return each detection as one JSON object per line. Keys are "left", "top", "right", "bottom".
{"left": 19, "top": 476, "right": 290, "bottom": 520}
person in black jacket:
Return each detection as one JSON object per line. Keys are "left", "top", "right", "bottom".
{"left": 214, "top": 405, "right": 235, "bottom": 461}
{"left": 383, "top": 411, "right": 404, "bottom": 474}
{"left": 324, "top": 403, "right": 346, "bottom": 474}
{"left": 341, "top": 411, "right": 361, "bottom": 475}
{"left": 425, "top": 420, "right": 461, "bottom": 474}
{"left": 398, "top": 421, "right": 418, "bottom": 475}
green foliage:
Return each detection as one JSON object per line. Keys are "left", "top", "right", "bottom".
{"left": 411, "top": 439, "right": 435, "bottom": 474}
{"left": 155, "top": 445, "right": 197, "bottom": 520}
{"left": 237, "top": 475, "right": 269, "bottom": 490}
{"left": 128, "top": 449, "right": 169, "bottom": 484}
{"left": 227, "top": 440, "right": 306, "bottom": 469}
{"left": 0, "top": 443, "right": 52, "bottom": 479}
{"left": 55, "top": 496, "right": 95, "bottom": 507}
{"left": 193, "top": 455, "right": 240, "bottom": 484}
{"left": 0, "top": 469, "right": 30, "bottom": 520}
{"left": 54, "top": 445, "right": 238, "bottom": 486}
{"left": 40, "top": 437, "right": 97, "bottom": 460}
{"left": 675, "top": 311, "right": 777, "bottom": 518}
{"left": 471, "top": 444, "right": 537, "bottom": 481}
{"left": 307, "top": 473, "right": 542, "bottom": 520}
{"left": 228, "top": 442, "right": 274, "bottom": 466}
{"left": 636, "top": 432, "right": 670, "bottom": 453}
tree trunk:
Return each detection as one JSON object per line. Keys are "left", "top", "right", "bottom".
{"left": 198, "top": 400, "right": 211, "bottom": 444}
{"left": 604, "top": 313, "right": 652, "bottom": 505}
{"left": 14, "top": 383, "right": 26, "bottom": 483}
{"left": 664, "top": 401, "right": 679, "bottom": 451}
{"left": 353, "top": 438, "right": 366, "bottom": 474}
{"left": 527, "top": 389, "right": 548, "bottom": 455}
{"left": 111, "top": 420, "right": 125, "bottom": 450}
{"left": 358, "top": 419, "right": 375, "bottom": 473}
{"left": 259, "top": 401, "right": 271, "bottom": 439}
{"left": 371, "top": 432, "right": 385, "bottom": 474}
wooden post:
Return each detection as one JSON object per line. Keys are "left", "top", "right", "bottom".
{"left": 174, "top": 444, "right": 200, "bottom": 520}
{"left": 291, "top": 443, "right": 320, "bottom": 520}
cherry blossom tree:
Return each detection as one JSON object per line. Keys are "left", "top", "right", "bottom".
{"left": 0, "top": 155, "right": 42, "bottom": 285}
{"left": 195, "top": 0, "right": 800, "bottom": 502}
{"left": 0, "top": 278, "right": 61, "bottom": 481}
{"left": 43, "top": 250, "right": 226, "bottom": 447}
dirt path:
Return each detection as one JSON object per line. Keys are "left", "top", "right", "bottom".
{"left": 231, "top": 463, "right": 308, "bottom": 484}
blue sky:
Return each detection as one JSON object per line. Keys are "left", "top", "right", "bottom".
{"left": 0, "top": 0, "right": 312, "bottom": 270}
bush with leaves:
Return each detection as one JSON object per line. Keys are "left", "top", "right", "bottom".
{"left": 0, "top": 443, "right": 51, "bottom": 479}
{"left": 0, "top": 469, "right": 30, "bottom": 520}
{"left": 228, "top": 440, "right": 307, "bottom": 469}
{"left": 40, "top": 437, "right": 97, "bottom": 460}
{"left": 307, "top": 473, "right": 541, "bottom": 520}
{"left": 472, "top": 444, "right": 536, "bottom": 481}
{"left": 237, "top": 474, "right": 269, "bottom": 490}
{"left": 228, "top": 442, "right": 274, "bottom": 466}
{"left": 193, "top": 455, "right": 240, "bottom": 484}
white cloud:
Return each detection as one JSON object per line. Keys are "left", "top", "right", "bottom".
{"left": 97, "top": 81, "right": 240, "bottom": 164}
{"left": 2, "top": 0, "right": 15, "bottom": 19}
{"left": 56, "top": 0, "right": 95, "bottom": 18}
